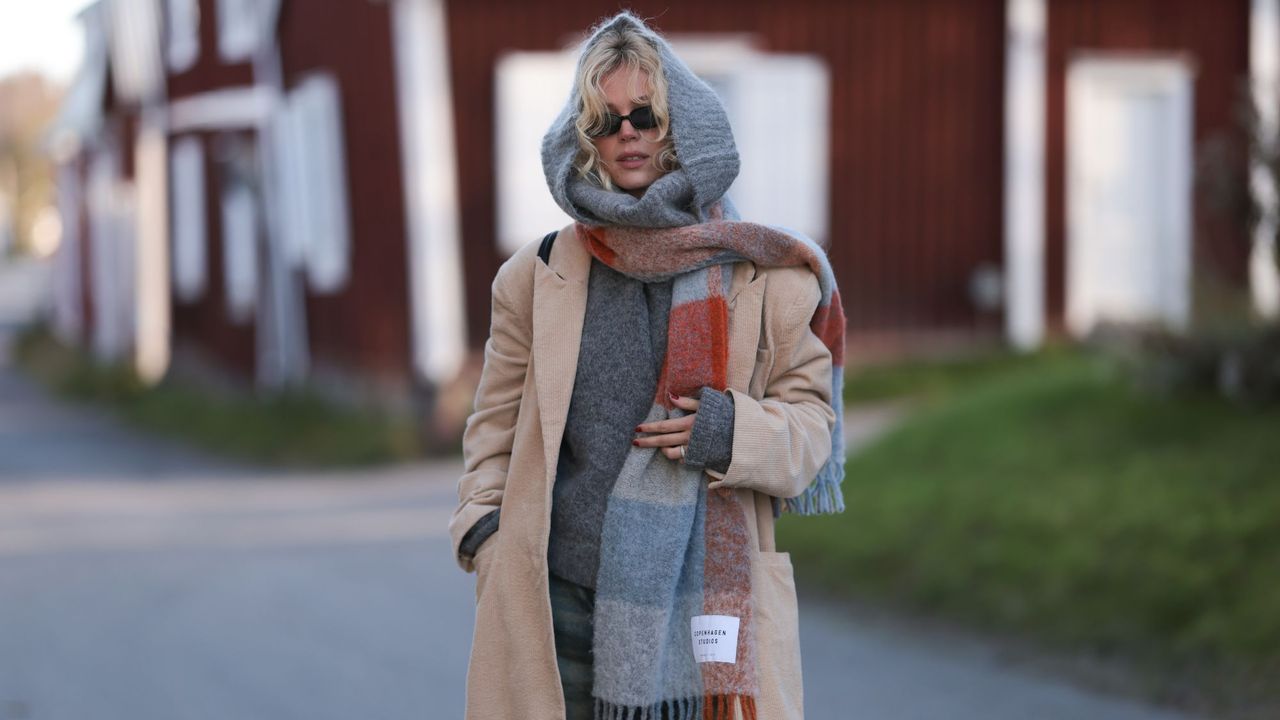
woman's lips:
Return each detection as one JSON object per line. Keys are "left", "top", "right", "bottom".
{"left": 616, "top": 154, "right": 649, "bottom": 170}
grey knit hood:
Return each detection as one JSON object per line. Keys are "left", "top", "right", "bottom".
{"left": 540, "top": 11, "right": 741, "bottom": 228}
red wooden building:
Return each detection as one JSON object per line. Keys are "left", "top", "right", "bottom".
{"left": 49, "top": 0, "right": 1272, "bottom": 439}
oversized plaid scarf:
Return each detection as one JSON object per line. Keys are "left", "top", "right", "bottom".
{"left": 581, "top": 202, "right": 846, "bottom": 720}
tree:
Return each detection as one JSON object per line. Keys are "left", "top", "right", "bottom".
{"left": 0, "top": 71, "right": 64, "bottom": 257}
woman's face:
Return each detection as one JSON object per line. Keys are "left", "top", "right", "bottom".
{"left": 591, "top": 68, "right": 667, "bottom": 197}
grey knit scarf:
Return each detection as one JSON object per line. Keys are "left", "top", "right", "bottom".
{"left": 541, "top": 14, "right": 740, "bottom": 230}
{"left": 543, "top": 13, "right": 750, "bottom": 720}
{"left": 540, "top": 12, "right": 844, "bottom": 720}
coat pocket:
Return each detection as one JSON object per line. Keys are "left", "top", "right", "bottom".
{"left": 752, "top": 550, "right": 803, "bottom": 720}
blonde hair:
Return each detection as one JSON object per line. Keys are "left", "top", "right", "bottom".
{"left": 573, "top": 23, "right": 680, "bottom": 191}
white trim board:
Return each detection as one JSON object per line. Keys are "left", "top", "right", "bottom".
{"left": 392, "top": 0, "right": 467, "bottom": 386}
{"left": 1003, "top": 0, "right": 1047, "bottom": 351}
{"left": 168, "top": 86, "right": 275, "bottom": 132}
{"left": 134, "top": 109, "right": 171, "bottom": 383}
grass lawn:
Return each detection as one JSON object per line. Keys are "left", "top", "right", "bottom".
{"left": 842, "top": 344, "right": 1049, "bottom": 404}
{"left": 13, "top": 325, "right": 423, "bottom": 467}
{"left": 781, "top": 343, "right": 1280, "bottom": 713}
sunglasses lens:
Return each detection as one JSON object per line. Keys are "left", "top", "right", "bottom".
{"left": 589, "top": 114, "right": 623, "bottom": 138}
{"left": 630, "top": 106, "right": 656, "bottom": 130}
{"left": 587, "top": 107, "right": 655, "bottom": 137}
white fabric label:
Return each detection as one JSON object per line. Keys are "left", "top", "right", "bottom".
{"left": 690, "top": 614, "right": 740, "bottom": 664}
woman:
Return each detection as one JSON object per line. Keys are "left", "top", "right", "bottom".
{"left": 449, "top": 11, "right": 847, "bottom": 720}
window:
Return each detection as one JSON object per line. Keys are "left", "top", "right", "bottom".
{"left": 1065, "top": 56, "right": 1193, "bottom": 336}
{"left": 217, "top": 0, "right": 258, "bottom": 62}
{"left": 221, "top": 180, "right": 257, "bottom": 322}
{"left": 170, "top": 135, "right": 206, "bottom": 301}
{"left": 166, "top": 0, "right": 199, "bottom": 72}
{"left": 720, "top": 53, "right": 830, "bottom": 247}
{"left": 493, "top": 52, "right": 577, "bottom": 257}
{"left": 274, "top": 73, "right": 351, "bottom": 293}
{"left": 215, "top": 134, "right": 259, "bottom": 322}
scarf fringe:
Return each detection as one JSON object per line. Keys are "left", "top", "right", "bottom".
{"left": 593, "top": 695, "right": 756, "bottom": 720}
{"left": 779, "top": 343, "right": 846, "bottom": 517}
{"left": 702, "top": 693, "right": 757, "bottom": 720}
{"left": 779, "top": 462, "right": 846, "bottom": 515}
{"left": 594, "top": 696, "right": 699, "bottom": 720}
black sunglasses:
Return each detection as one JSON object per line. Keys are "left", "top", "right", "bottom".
{"left": 588, "top": 106, "right": 657, "bottom": 137}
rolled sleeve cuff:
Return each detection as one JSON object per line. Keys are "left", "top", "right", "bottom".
{"left": 683, "top": 386, "right": 735, "bottom": 473}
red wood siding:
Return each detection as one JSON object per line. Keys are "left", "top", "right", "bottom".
{"left": 444, "top": 0, "right": 1008, "bottom": 349}
{"left": 1045, "top": 0, "right": 1252, "bottom": 335}
{"left": 277, "top": 0, "right": 412, "bottom": 383}
{"left": 165, "top": 0, "right": 255, "bottom": 99}
{"left": 75, "top": 156, "right": 94, "bottom": 346}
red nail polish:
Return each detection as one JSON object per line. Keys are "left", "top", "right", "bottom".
{"left": 634, "top": 425, "right": 641, "bottom": 433}
{"left": 631, "top": 439, "right": 639, "bottom": 446}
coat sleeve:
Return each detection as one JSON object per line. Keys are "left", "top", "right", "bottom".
{"left": 710, "top": 268, "right": 837, "bottom": 499}
{"left": 448, "top": 251, "right": 534, "bottom": 573}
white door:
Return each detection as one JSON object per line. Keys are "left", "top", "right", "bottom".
{"left": 1066, "top": 56, "right": 1193, "bottom": 337}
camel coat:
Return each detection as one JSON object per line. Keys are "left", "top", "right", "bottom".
{"left": 449, "top": 224, "right": 837, "bottom": 720}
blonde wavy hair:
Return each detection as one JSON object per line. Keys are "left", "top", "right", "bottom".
{"left": 573, "top": 22, "right": 681, "bottom": 191}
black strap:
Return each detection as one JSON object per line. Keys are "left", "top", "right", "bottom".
{"left": 537, "top": 230, "right": 557, "bottom": 265}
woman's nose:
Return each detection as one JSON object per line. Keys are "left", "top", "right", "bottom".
{"left": 617, "top": 119, "right": 640, "bottom": 139}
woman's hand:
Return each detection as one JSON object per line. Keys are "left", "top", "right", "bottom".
{"left": 632, "top": 392, "right": 700, "bottom": 462}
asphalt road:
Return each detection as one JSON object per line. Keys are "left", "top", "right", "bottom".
{"left": 0, "top": 259, "right": 1200, "bottom": 720}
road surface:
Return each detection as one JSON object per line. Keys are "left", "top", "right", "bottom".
{"left": 0, "top": 258, "right": 1198, "bottom": 720}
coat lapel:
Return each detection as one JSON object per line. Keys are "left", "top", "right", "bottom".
{"left": 727, "top": 262, "right": 765, "bottom": 390}
{"left": 532, "top": 226, "right": 590, "bottom": 490}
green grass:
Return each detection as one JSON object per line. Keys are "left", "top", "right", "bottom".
{"left": 784, "top": 345, "right": 1280, "bottom": 706}
{"left": 842, "top": 344, "right": 1055, "bottom": 404}
{"left": 13, "top": 325, "right": 423, "bottom": 467}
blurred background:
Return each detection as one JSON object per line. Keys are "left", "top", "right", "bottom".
{"left": 1, "top": 1, "right": 1278, "bottom": 719}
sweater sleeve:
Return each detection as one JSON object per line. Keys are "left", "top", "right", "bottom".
{"left": 458, "top": 507, "right": 500, "bottom": 560}
{"left": 682, "top": 386, "right": 735, "bottom": 473}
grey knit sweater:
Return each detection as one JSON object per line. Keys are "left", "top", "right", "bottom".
{"left": 458, "top": 255, "right": 736, "bottom": 587}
